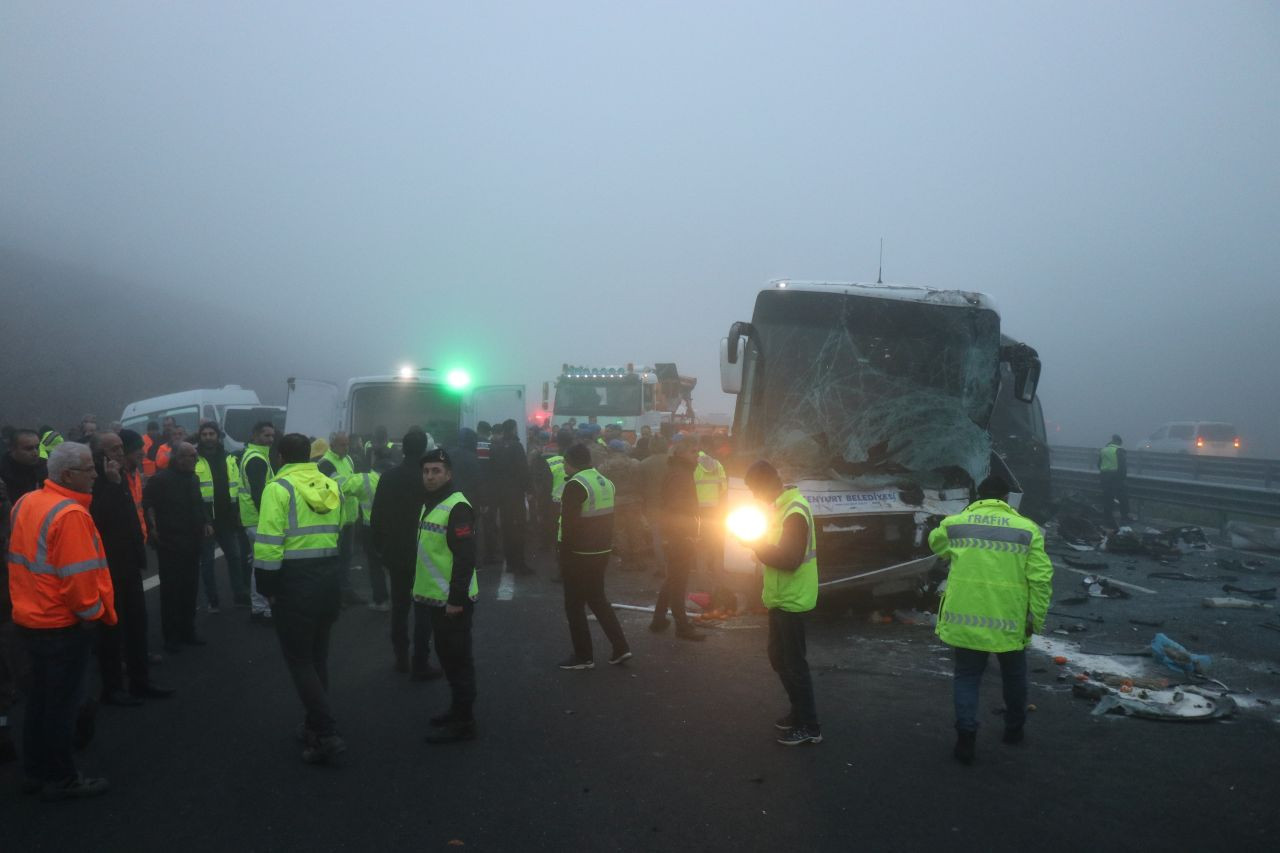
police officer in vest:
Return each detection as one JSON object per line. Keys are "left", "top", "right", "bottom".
{"left": 253, "top": 433, "right": 347, "bottom": 764}
{"left": 738, "top": 461, "right": 822, "bottom": 746}
{"left": 416, "top": 447, "right": 481, "bottom": 744}
{"left": 929, "top": 474, "right": 1053, "bottom": 765}
{"left": 556, "top": 443, "right": 631, "bottom": 670}
{"left": 1097, "top": 434, "right": 1130, "bottom": 529}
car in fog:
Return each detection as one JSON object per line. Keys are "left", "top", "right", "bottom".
{"left": 1143, "top": 421, "right": 1240, "bottom": 456}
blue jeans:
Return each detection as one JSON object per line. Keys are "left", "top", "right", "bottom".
{"left": 952, "top": 647, "right": 1027, "bottom": 734}
{"left": 21, "top": 625, "right": 92, "bottom": 783}
{"left": 200, "top": 522, "right": 244, "bottom": 607}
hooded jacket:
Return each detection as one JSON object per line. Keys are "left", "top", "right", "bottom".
{"left": 252, "top": 462, "right": 342, "bottom": 600}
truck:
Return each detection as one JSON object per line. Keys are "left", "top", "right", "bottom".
{"left": 719, "top": 280, "right": 1042, "bottom": 600}
{"left": 282, "top": 369, "right": 527, "bottom": 450}
{"left": 121, "top": 386, "right": 286, "bottom": 453}
{"left": 544, "top": 363, "right": 696, "bottom": 437}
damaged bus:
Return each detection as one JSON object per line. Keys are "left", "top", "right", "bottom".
{"left": 719, "top": 280, "right": 1042, "bottom": 600}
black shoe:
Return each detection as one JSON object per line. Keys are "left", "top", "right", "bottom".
{"left": 776, "top": 725, "right": 823, "bottom": 746}
{"left": 41, "top": 773, "right": 109, "bottom": 801}
{"left": 558, "top": 656, "right": 594, "bottom": 671}
{"left": 954, "top": 731, "right": 976, "bottom": 765}
{"left": 648, "top": 617, "right": 670, "bottom": 633}
{"left": 182, "top": 635, "right": 207, "bottom": 647}
{"left": 425, "top": 722, "right": 476, "bottom": 744}
{"left": 1002, "top": 726, "right": 1024, "bottom": 745}
{"left": 607, "top": 650, "right": 632, "bottom": 666}
{"left": 675, "top": 625, "right": 705, "bottom": 642}
{"left": 411, "top": 664, "right": 443, "bottom": 682}
{"left": 0, "top": 729, "right": 16, "bottom": 765}
{"left": 102, "top": 689, "right": 143, "bottom": 707}
{"left": 301, "top": 734, "right": 347, "bottom": 765}
{"left": 132, "top": 683, "right": 176, "bottom": 699}
{"left": 774, "top": 713, "right": 795, "bottom": 732}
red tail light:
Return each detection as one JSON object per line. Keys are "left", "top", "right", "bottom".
{"left": 1234, "top": 437, "right": 1241, "bottom": 449}
{"left": 1196, "top": 436, "right": 1205, "bottom": 448}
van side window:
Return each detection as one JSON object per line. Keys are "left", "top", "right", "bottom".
{"left": 1168, "top": 424, "right": 1194, "bottom": 440}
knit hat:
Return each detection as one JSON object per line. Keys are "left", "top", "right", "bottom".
{"left": 118, "top": 428, "right": 144, "bottom": 454}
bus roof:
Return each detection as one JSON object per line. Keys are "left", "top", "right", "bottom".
{"left": 764, "top": 280, "right": 999, "bottom": 313}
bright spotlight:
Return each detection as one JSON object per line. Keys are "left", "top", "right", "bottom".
{"left": 726, "top": 506, "right": 768, "bottom": 542}
{"left": 446, "top": 368, "right": 471, "bottom": 390}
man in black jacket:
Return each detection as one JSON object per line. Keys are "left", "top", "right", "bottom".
{"left": 196, "top": 422, "right": 245, "bottom": 612}
{"left": 91, "top": 432, "right": 174, "bottom": 704}
{"left": 370, "top": 429, "right": 438, "bottom": 679}
{"left": 144, "top": 442, "right": 209, "bottom": 652}
{"left": 492, "top": 419, "right": 532, "bottom": 576}
{"left": 0, "top": 428, "right": 45, "bottom": 763}
{"left": 650, "top": 436, "right": 704, "bottom": 641}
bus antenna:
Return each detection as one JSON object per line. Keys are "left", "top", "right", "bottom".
{"left": 877, "top": 238, "right": 884, "bottom": 284}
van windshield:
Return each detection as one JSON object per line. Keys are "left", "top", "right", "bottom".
{"left": 224, "top": 407, "right": 286, "bottom": 443}
{"left": 350, "top": 384, "right": 461, "bottom": 445}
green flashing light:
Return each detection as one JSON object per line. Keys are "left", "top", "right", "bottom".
{"left": 446, "top": 368, "right": 472, "bottom": 390}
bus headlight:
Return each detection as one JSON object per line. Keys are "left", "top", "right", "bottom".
{"left": 726, "top": 506, "right": 768, "bottom": 542}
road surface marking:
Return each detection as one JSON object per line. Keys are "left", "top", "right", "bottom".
{"left": 497, "top": 566, "right": 515, "bottom": 601}
{"left": 1060, "top": 566, "right": 1158, "bottom": 595}
{"left": 142, "top": 547, "right": 224, "bottom": 592}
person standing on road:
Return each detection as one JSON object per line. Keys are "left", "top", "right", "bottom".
{"left": 143, "top": 441, "right": 209, "bottom": 653}
{"left": 194, "top": 422, "right": 245, "bottom": 613}
{"left": 928, "top": 474, "right": 1053, "bottom": 765}
{"left": 415, "top": 448, "right": 481, "bottom": 744}
{"left": 556, "top": 443, "right": 630, "bottom": 670}
{"left": 154, "top": 424, "right": 187, "bottom": 472}
{"left": 318, "top": 432, "right": 366, "bottom": 606}
{"left": 239, "top": 421, "right": 276, "bottom": 622}
{"left": 637, "top": 435, "right": 669, "bottom": 576}
{"left": 8, "top": 442, "right": 117, "bottom": 800}
{"left": 492, "top": 419, "right": 533, "bottom": 576}
{"left": 253, "top": 433, "right": 347, "bottom": 765}
{"left": 738, "top": 461, "right": 822, "bottom": 746}
{"left": 354, "top": 448, "right": 392, "bottom": 612}
{"left": 370, "top": 429, "right": 438, "bottom": 679}
{"left": 90, "top": 432, "right": 173, "bottom": 706}
{"left": 650, "top": 435, "right": 704, "bottom": 641}
{"left": 1097, "top": 434, "right": 1130, "bottom": 529}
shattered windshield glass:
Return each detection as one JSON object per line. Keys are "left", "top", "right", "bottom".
{"left": 741, "top": 289, "right": 1000, "bottom": 488}
{"left": 554, "top": 380, "right": 642, "bottom": 416}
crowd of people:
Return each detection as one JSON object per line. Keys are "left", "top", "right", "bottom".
{"left": 2, "top": 407, "right": 1053, "bottom": 799}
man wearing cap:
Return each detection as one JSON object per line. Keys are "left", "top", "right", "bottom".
{"left": 929, "top": 474, "right": 1053, "bottom": 765}
{"left": 1097, "top": 435, "right": 1130, "bottom": 529}
{"left": 415, "top": 447, "right": 481, "bottom": 743}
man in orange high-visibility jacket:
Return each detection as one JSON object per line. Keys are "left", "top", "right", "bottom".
{"left": 8, "top": 441, "right": 116, "bottom": 801}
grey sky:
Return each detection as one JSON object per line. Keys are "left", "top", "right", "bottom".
{"left": 3, "top": 2, "right": 1277, "bottom": 450}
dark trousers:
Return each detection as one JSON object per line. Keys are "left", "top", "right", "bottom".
{"left": 654, "top": 537, "right": 695, "bottom": 623}
{"left": 158, "top": 545, "right": 200, "bottom": 644}
{"left": 1100, "top": 472, "right": 1130, "bottom": 527}
{"left": 479, "top": 504, "right": 502, "bottom": 564}
{"left": 361, "top": 526, "right": 388, "bottom": 604}
{"left": 273, "top": 557, "right": 341, "bottom": 736}
{"left": 953, "top": 647, "right": 1027, "bottom": 734}
{"left": 98, "top": 561, "right": 150, "bottom": 695}
{"left": 387, "top": 556, "right": 432, "bottom": 667}
{"left": 234, "top": 526, "right": 252, "bottom": 601}
{"left": 0, "top": 617, "right": 26, "bottom": 718}
{"left": 768, "top": 608, "right": 818, "bottom": 727}
{"left": 428, "top": 604, "right": 476, "bottom": 719}
{"left": 20, "top": 626, "right": 92, "bottom": 783}
{"left": 561, "top": 551, "right": 629, "bottom": 661}
{"left": 498, "top": 494, "right": 528, "bottom": 570}
{"left": 337, "top": 526, "right": 354, "bottom": 593}
{"left": 199, "top": 520, "right": 244, "bottom": 607}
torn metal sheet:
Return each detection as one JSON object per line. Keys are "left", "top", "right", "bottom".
{"left": 1226, "top": 520, "right": 1280, "bottom": 552}
{"left": 1092, "top": 688, "right": 1235, "bottom": 722}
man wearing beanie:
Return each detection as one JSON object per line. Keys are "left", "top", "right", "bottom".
{"left": 928, "top": 474, "right": 1052, "bottom": 765}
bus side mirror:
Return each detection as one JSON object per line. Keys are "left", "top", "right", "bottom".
{"left": 726, "top": 321, "right": 752, "bottom": 365}
{"left": 720, "top": 337, "right": 742, "bottom": 394}
{"left": 1000, "top": 343, "right": 1041, "bottom": 404}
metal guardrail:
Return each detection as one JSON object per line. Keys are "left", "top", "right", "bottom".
{"left": 1050, "top": 467, "right": 1280, "bottom": 526}
{"left": 1050, "top": 445, "right": 1279, "bottom": 490}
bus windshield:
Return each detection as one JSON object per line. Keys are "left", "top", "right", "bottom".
{"left": 350, "top": 384, "right": 461, "bottom": 445}
{"left": 739, "top": 290, "right": 1001, "bottom": 487}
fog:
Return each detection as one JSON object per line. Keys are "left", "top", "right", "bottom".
{"left": 3, "top": 2, "right": 1277, "bottom": 453}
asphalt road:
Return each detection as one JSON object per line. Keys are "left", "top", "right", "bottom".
{"left": 3, "top": 541, "right": 1278, "bottom": 852}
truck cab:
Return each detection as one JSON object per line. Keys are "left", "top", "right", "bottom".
{"left": 720, "top": 280, "right": 1041, "bottom": 599}
{"left": 549, "top": 363, "right": 695, "bottom": 437}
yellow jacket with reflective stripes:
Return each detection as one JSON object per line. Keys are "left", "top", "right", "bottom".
{"left": 252, "top": 462, "right": 342, "bottom": 572}
{"left": 237, "top": 443, "right": 274, "bottom": 528}
{"left": 414, "top": 491, "right": 478, "bottom": 603}
{"left": 194, "top": 453, "right": 241, "bottom": 518}
{"left": 354, "top": 470, "right": 380, "bottom": 526}
{"left": 320, "top": 450, "right": 360, "bottom": 526}
{"left": 761, "top": 487, "right": 819, "bottom": 612}
{"left": 929, "top": 499, "right": 1054, "bottom": 652}
{"left": 546, "top": 455, "right": 567, "bottom": 503}
{"left": 1098, "top": 443, "right": 1120, "bottom": 473}
{"left": 694, "top": 452, "right": 727, "bottom": 509}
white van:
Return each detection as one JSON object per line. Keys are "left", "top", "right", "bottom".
{"left": 121, "top": 386, "right": 286, "bottom": 453}
{"left": 1142, "top": 421, "right": 1241, "bottom": 456}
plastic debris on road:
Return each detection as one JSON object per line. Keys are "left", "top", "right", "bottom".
{"left": 1151, "top": 633, "right": 1211, "bottom": 676}
{"left": 1083, "top": 576, "right": 1131, "bottom": 599}
{"left": 1201, "top": 597, "right": 1273, "bottom": 611}
{"left": 1226, "top": 520, "right": 1280, "bottom": 552}
{"left": 892, "top": 608, "right": 937, "bottom": 626}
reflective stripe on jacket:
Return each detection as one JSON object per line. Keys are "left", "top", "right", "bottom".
{"left": 761, "top": 487, "right": 818, "bottom": 612}
{"left": 694, "top": 452, "right": 727, "bottom": 509}
{"left": 321, "top": 451, "right": 360, "bottom": 526}
{"left": 194, "top": 453, "right": 241, "bottom": 517}
{"left": 1098, "top": 443, "right": 1120, "bottom": 473}
{"left": 252, "top": 463, "right": 341, "bottom": 572}
{"left": 546, "top": 455, "right": 567, "bottom": 504}
{"left": 7, "top": 479, "right": 118, "bottom": 628}
{"left": 237, "top": 444, "right": 274, "bottom": 528}
{"left": 414, "top": 492, "right": 478, "bottom": 603}
{"left": 558, "top": 468, "right": 616, "bottom": 554}
{"left": 356, "top": 471, "right": 380, "bottom": 526}
{"left": 928, "top": 499, "right": 1054, "bottom": 653}
{"left": 38, "top": 430, "right": 63, "bottom": 460}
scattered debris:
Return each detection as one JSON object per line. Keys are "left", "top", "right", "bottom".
{"left": 1128, "top": 618, "right": 1165, "bottom": 628}
{"left": 1145, "top": 526, "right": 1210, "bottom": 556}
{"left": 1148, "top": 571, "right": 1240, "bottom": 582}
{"left": 1056, "top": 596, "right": 1090, "bottom": 606}
{"left": 1221, "top": 584, "right": 1277, "bottom": 601}
{"left": 1047, "top": 609, "right": 1103, "bottom": 623}
{"left": 1201, "top": 597, "right": 1273, "bottom": 611}
{"left": 1102, "top": 527, "right": 1146, "bottom": 555}
{"left": 1091, "top": 688, "right": 1235, "bottom": 721}
{"left": 1151, "top": 633, "right": 1211, "bottom": 676}
{"left": 892, "top": 609, "right": 937, "bottom": 626}
{"left": 1062, "top": 554, "right": 1108, "bottom": 571}
{"left": 1057, "top": 514, "right": 1104, "bottom": 550}
{"left": 1226, "top": 520, "right": 1280, "bottom": 552}
{"left": 1084, "top": 576, "right": 1131, "bottom": 599}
